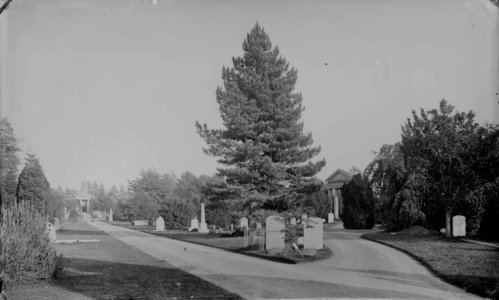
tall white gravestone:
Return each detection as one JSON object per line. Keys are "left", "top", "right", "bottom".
{"left": 156, "top": 216, "right": 165, "bottom": 231}
{"left": 109, "top": 208, "right": 113, "bottom": 222}
{"left": 265, "top": 215, "right": 285, "bottom": 251}
{"left": 189, "top": 217, "right": 199, "bottom": 232}
{"left": 304, "top": 217, "right": 324, "bottom": 251}
{"left": 54, "top": 217, "right": 61, "bottom": 231}
{"left": 452, "top": 215, "right": 466, "bottom": 237}
{"left": 46, "top": 222, "right": 56, "bottom": 243}
{"left": 199, "top": 202, "right": 208, "bottom": 233}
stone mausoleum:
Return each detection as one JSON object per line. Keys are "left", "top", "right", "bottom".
{"left": 75, "top": 182, "right": 93, "bottom": 213}
{"left": 325, "top": 169, "right": 353, "bottom": 220}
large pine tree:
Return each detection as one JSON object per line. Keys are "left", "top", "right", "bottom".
{"left": 0, "top": 118, "right": 20, "bottom": 207}
{"left": 196, "top": 24, "right": 325, "bottom": 211}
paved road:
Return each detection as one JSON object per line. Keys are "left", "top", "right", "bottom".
{"left": 91, "top": 222, "right": 481, "bottom": 299}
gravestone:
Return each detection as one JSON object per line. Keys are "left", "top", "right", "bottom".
{"left": 199, "top": 202, "right": 208, "bottom": 233}
{"left": 47, "top": 222, "right": 56, "bottom": 243}
{"left": 452, "top": 215, "right": 466, "bottom": 237}
{"left": 133, "top": 220, "right": 148, "bottom": 226}
{"left": 301, "top": 214, "right": 307, "bottom": 221}
{"left": 304, "top": 217, "right": 323, "bottom": 251}
{"left": 328, "top": 213, "right": 335, "bottom": 223}
{"left": 265, "top": 215, "right": 285, "bottom": 251}
{"left": 189, "top": 217, "right": 199, "bottom": 232}
{"left": 54, "top": 217, "right": 61, "bottom": 231}
{"left": 109, "top": 208, "right": 113, "bottom": 222}
{"left": 230, "top": 224, "right": 234, "bottom": 231}
{"left": 240, "top": 217, "right": 248, "bottom": 229}
{"left": 156, "top": 216, "right": 165, "bottom": 231}
{"left": 297, "top": 236, "right": 304, "bottom": 246}
{"left": 290, "top": 217, "right": 297, "bottom": 225}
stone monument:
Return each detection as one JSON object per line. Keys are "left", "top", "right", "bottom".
{"left": 156, "top": 216, "right": 165, "bottom": 231}
{"left": 328, "top": 213, "right": 334, "bottom": 223}
{"left": 452, "top": 215, "right": 466, "bottom": 237}
{"left": 265, "top": 215, "right": 285, "bottom": 251}
{"left": 304, "top": 217, "right": 324, "bottom": 252}
{"left": 47, "top": 222, "right": 56, "bottom": 243}
{"left": 199, "top": 202, "right": 208, "bottom": 233}
{"left": 109, "top": 208, "right": 113, "bottom": 222}
{"left": 189, "top": 217, "right": 199, "bottom": 232}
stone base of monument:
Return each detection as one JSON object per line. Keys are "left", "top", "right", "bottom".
{"left": 198, "top": 223, "right": 209, "bottom": 233}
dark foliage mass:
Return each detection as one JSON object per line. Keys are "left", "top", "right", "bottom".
{"left": 365, "top": 100, "right": 499, "bottom": 236}
{"left": 159, "top": 202, "right": 196, "bottom": 230}
{"left": 341, "top": 174, "right": 375, "bottom": 229}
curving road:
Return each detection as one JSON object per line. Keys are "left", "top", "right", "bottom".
{"left": 91, "top": 221, "right": 481, "bottom": 299}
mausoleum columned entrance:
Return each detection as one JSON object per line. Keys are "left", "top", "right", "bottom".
{"left": 325, "top": 169, "right": 353, "bottom": 220}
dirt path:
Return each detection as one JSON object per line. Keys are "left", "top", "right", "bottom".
{"left": 92, "top": 221, "right": 481, "bottom": 299}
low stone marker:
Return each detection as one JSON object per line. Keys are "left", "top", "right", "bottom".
{"left": 452, "top": 215, "right": 466, "bottom": 237}
{"left": 189, "top": 217, "right": 199, "bottom": 232}
{"left": 240, "top": 217, "right": 249, "bottom": 229}
{"left": 156, "top": 216, "right": 165, "bottom": 231}
{"left": 265, "top": 215, "right": 285, "bottom": 251}
{"left": 290, "top": 217, "right": 297, "bottom": 225}
{"left": 54, "top": 217, "right": 61, "bottom": 231}
{"left": 133, "top": 220, "right": 148, "bottom": 226}
{"left": 304, "top": 217, "right": 323, "bottom": 253}
{"left": 328, "top": 213, "right": 334, "bottom": 223}
{"left": 301, "top": 214, "right": 307, "bottom": 221}
{"left": 47, "top": 222, "right": 56, "bottom": 243}
{"left": 297, "top": 236, "right": 304, "bottom": 246}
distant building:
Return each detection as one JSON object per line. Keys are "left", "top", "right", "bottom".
{"left": 325, "top": 169, "right": 353, "bottom": 220}
{"left": 75, "top": 182, "right": 93, "bottom": 213}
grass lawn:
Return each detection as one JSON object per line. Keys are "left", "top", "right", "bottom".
{"left": 362, "top": 231, "right": 499, "bottom": 299}
{"left": 10, "top": 221, "right": 241, "bottom": 300}
{"left": 110, "top": 221, "right": 332, "bottom": 264}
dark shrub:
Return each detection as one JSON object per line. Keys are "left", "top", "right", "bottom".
{"left": 478, "top": 183, "right": 499, "bottom": 240}
{"left": 341, "top": 174, "right": 375, "bottom": 229}
{"left": 0, "top": 201, "right": 57, "bottom": 283}
{"left": 205, "top": 205, "right": 233, "bottom": 229}
{"left": 159, "top": 202, "right": 195, "bottom": 230}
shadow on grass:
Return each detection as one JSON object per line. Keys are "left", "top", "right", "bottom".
{"left": 362, "top": 232, "right": 499, "bottom": 299}
{"left": 54, "top": 257, "right": 242, "bottom": 300}
{"left": 58, "top": 229, "right": 108, "bottom": 236}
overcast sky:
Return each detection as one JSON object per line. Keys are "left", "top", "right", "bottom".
{"left": 1, "top": 0, "right": 498, "bottom": 190}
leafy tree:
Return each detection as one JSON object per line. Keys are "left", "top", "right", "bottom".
{"left": 16, "top": 153, "right": 50, "bottom": 213}
{"left": 400, "top": 100, "right": 486, "bottom": 237}
{"left": 341, "top": 174, "right": 375, "bottom": 229}
{"left": 127, "top": 190, "right": 157, "bottom": 222}
{"left": 364, "top": 143, "right": 426, "bottom": 230}
{"left": 196, "top": 23, "right": 325, "bottom": 212}
{"left": 159, "top": 202, "right": 196, "bottom": 230}
{"left": 0, "top": 118, "right": 20, "bottom": 207}
{"left": 45, "top": 187, "right": 65, "bottom": 222}
{"left": 128, "top": 169, "right": 176, "bottom": 206}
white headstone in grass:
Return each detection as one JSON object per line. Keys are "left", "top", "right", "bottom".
{"left": 156, "top": 216, "right": 165, "bottom": 231}
{"left": 240, "top": 217, "right": 248, "bottom": 229}
{"left": 109, "top": 208, "right": 113, "bottom": 222}
{"left": 54, "top": 217, "right": 61, "bottom": 231}
{"left": 189, "top": 217, "right": 199, "bottom": 232}
{"left": 290, "top": 217, "right": 297, "bottom": 225}
{"left": 304, "top": 217, "right": 323, "bottom": 250}
{"left": 301, "top": 214, "right": 307, "bottom": 221}
{"left": 328, "top": 213, "right": 334, "bottom": 223}
{"left": 452, "top": 215, "right": 466, "bottom": 237}
{"left": 47, "top": 222, "right": 56, "bottom": 243}
{"left": 265, "top": 215, "right": 285, "bottom": 251}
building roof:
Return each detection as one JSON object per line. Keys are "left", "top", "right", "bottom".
{"left": 325, "top": 169, "right": 353, "bottom": 189}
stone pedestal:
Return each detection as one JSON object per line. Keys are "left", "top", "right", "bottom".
{"left": 109, "top": 208, "right": 113, "bottom": 222}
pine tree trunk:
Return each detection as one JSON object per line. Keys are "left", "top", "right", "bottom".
{"left": 445, "top": 208, "right": 452, "bottom": 238}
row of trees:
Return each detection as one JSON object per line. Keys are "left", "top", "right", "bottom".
{"left": 340, "top": 100, "right": 498, "bottom": 238}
